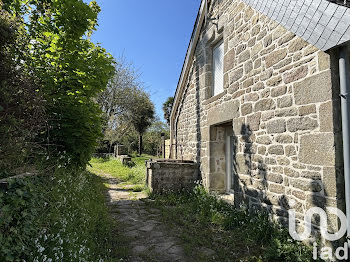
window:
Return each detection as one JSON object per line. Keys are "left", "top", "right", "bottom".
{"left": 212, "top": 40, "right": 224, "bottom": 96}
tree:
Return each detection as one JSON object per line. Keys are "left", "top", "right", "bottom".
{"left": 162, "top": 96, "right": 174, "bottom": 125}
{"left": 97, "top": 59, "right": 155, "bottom": 155}
{"left": 129, "top": 92, "right": 155, "bottom": 155}
{"left": 98, "top": 58, "right": 141, "bottom": 122}
{"left": 3, "top": 0, "right": 115, "bottom": 167}
{"left": 143, "top": 119, "right": 169, "bottom": 156}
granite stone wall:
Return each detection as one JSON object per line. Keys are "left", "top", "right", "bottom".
{"left": 146, "top": 160, "right": 199, "bottom": 193}
{"left": 172, "top": 0, "right": 344, "bottom": 233}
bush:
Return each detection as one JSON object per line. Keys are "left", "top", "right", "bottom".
{"left": 0, "top": 8, "right": 47, "bottom": 176}
{"left": 0, "top": 177, "right": 42, "bottom": 261}
{"left": 0, "top": 169, "right": 116, "bottom": 261}
{"left": 1, "top": 1, "right": 115, "bottom": 169}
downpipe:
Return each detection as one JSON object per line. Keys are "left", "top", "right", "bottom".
{"left": 339, "top": 45, "right": 350, "bottom": 245}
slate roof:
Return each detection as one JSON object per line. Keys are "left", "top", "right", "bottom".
{"left": 242, "top": 0, "right": 350, "bottom": 50}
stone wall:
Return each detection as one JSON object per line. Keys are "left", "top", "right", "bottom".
{"left": 172, "top": 0, "right": 344, "bottom": 233}
{"left": 146, "top": 160, "right": 199, "bottom": 193}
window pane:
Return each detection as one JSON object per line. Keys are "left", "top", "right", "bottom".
{"left": 213, "top": 41, "right": 224, "bottom": 96}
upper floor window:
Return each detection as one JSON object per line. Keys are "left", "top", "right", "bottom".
{"left": 212, "top": 40, "right": 224, "bottom": 96}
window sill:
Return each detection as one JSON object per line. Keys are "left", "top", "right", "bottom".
{"left": 203, "top": 90, "right": 227, "bottom": 105}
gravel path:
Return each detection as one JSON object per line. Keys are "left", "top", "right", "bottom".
{"left": 101, "top": 173, "right": 189, "bottom": 262}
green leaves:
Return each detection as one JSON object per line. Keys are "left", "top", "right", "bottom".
{"left": 0, "top": 169, "right": 117, "bottom": 261}
{"left": 0, "top": 178, "right": 39, "bottom": 261}
{"left": 2, "top": 0, "right": 115, "bottom": 168}
{"left": 162, "top": 96, "right": 174, "bottom": 125}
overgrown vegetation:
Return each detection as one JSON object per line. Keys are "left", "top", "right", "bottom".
{"left": 148, "top": 186, "right": 316, "bottom": 262}
{"left": 0, "top": 170, "right": 120, "bottom": 261}
{"left": 0, "top": 1, "right": 123, "bottom": 260}
{"left": 103, "top": 119, "right": 169, "bottom": 156}
{"left": 88, "top": 156, "right": 317, "bottom": 261}
{"left": 0, "top": 0, "right": 114, "bottom": 171}
{"left": 0, "top": 0, "right": 318, "bottom": 261}
{"left": 0, "top": 6, "right": 47, "bottom": 176}
{"left": 88, "top": 155, "right": 151, "bottom": 186}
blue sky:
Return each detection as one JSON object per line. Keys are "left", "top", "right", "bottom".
{"left": 90, "top": 0, "right": 202, "bottom": 119}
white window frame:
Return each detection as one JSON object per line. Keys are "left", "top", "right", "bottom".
{"left": 212, "top": 40, "right": 224, "bottom": 97}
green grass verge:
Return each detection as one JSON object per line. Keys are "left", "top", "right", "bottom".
{"left": 88, "top": 155, "right": 152, "bottom": 187}
{"left": 147, "top": 186, "right": 317, "bottom": 262}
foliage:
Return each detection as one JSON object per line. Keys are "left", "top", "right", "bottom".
{"left": 0, "top": 177, "right": 41, "bottom": 261}
{"left": 2, "top": 0, "right": 115, "bottom": 168}
{"left": 98, "top": 58, "right": 142, "bottom": 124}
{"left": 100, "top": 119, "right": 168, "bottom": 156}
{"left": 143, "top": 119, "right": 169, "bottom": 156}
{"left": 0, "top": 169, "right": 119, "bottom": 261}
{"left": 162, "top": 96, "right": 174, "bottom": 125}
{"left": 130, "top": 91, "right": 155, "bottom": 155}
{"left": 0, "top": 1, "right": 126, "bottom": 261}
{"left": 88, "top": 155, "right": 152, "bottom": 186}
{"left": 111, "top": 127, "right": 139, "bottom": 154}
{"left": 148, "top": 186, "right": 316, "bottom": 262}
{"left": 97, "top": 58, "right": 155, "bottom": 155}
{"left": 128, "top": 91, "right": 155, "bottom": 135}
{"left": 0, "top": 7, "right": 47, "bottom": 176}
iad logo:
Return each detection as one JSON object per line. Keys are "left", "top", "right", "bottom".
{"left": 288, "top": 206, "right": 347, "bottom": 241}
{"left": 288, "top": 200, "right": 348, "bottom": 260}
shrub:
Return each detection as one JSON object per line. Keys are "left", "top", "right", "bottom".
{"left": 0, "top": 177, "right": 42, "bottom": 261}
{"left": 0, "top": 169, "right": 116, "bottom": 261}
{"left": 0, "top": 7, "right": 47, "bottom": 176}
{"left": 1, "top": 1, "right": 115, "bottom": 169}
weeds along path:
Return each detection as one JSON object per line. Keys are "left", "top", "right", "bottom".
{"left": 100, "top": 172, "right": 189, "bottom": 262}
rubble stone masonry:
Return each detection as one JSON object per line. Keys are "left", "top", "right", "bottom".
{"left": 172, "top": 0, "right": 345, "bottom": 233}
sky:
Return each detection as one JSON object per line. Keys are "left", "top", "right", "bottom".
{"left": 90, "top": 0, "right": 202, "bottom": 119}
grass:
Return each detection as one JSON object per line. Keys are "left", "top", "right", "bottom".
{"left": 86, "top": 154, "right": 154, "bottom": 259}
{"left": 147, "top": 186, "right": 316, "bottom": 262}
{"left": 88, "top": 155, "right": 317, "bottom": 261}
{"left": 88, "top": 154, "right": 153, "bottom": 188}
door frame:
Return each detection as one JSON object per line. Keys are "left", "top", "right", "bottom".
{"left": 225, "top": 135, "right": 234, "bottom": 193}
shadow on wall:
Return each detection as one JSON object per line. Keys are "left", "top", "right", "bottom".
{"left": 232, "top": 69, "right": 345, "bottom": 249}
{"left": 232, "top": 119, "right": 343, "bottom": 249}
{"left": 173, "top": 1, "right": 345, "bottom": 249}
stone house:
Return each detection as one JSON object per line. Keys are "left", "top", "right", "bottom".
{"left": 169, "top": 0, "right": 350, "bottom": 235}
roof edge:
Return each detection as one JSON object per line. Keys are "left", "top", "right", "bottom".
{"left": 170, "top": 0, "right": 206, "bottom": 123}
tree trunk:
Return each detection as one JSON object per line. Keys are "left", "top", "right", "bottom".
{"left": 138, "top": 134, "right": 143, "bottom": 155}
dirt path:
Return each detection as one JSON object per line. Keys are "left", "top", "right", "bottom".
{"left": 101, "top": 173, "right": 189, "bottom": 262}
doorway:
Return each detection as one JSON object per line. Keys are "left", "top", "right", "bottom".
{"left": 208, "top": 121, "right": 233, "bottom": 192}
